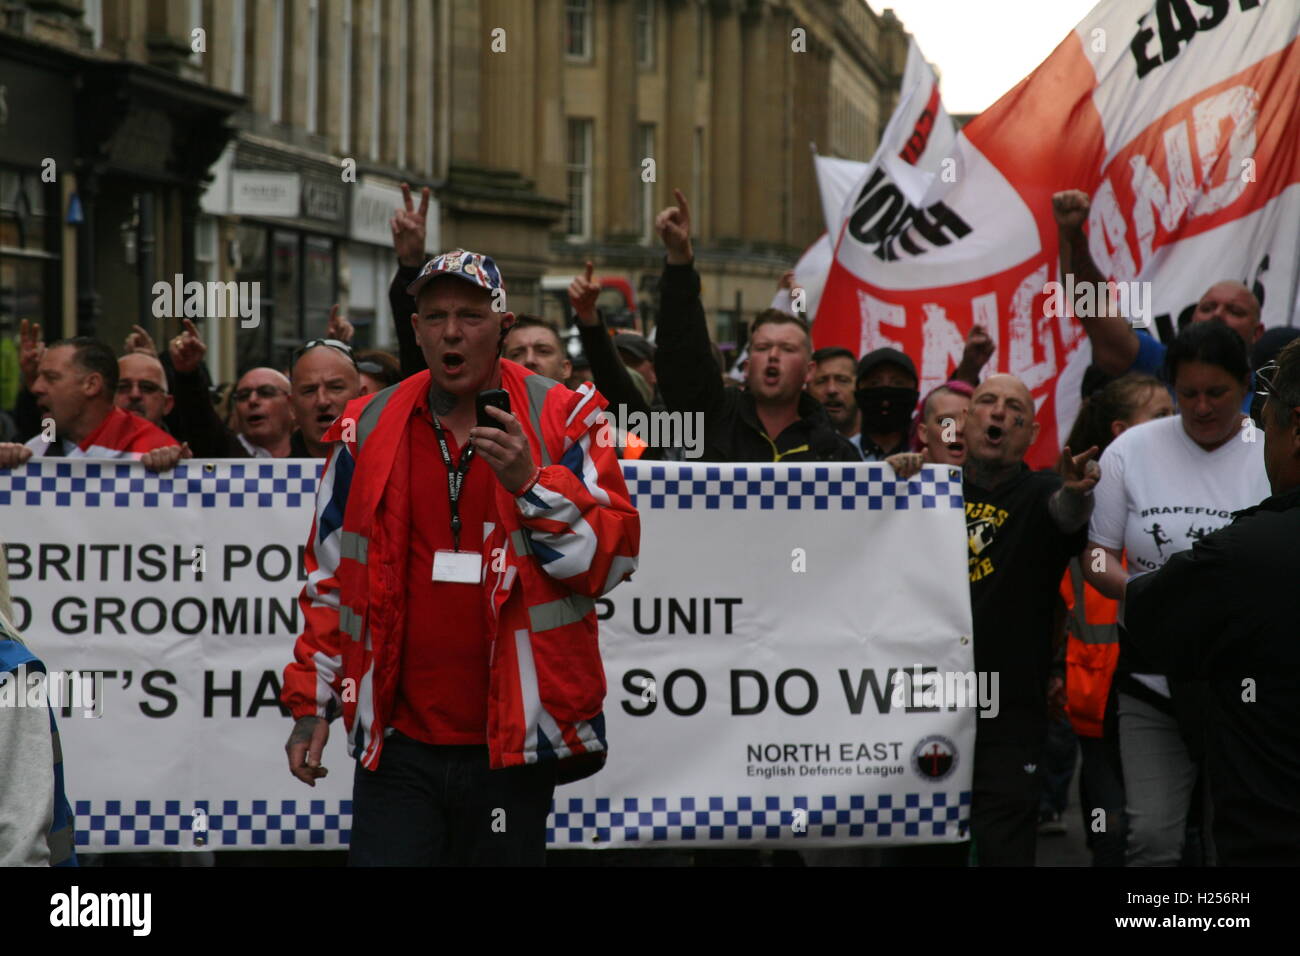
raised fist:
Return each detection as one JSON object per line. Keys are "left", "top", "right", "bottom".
{"left": 1052, "top": 190, "right": 1090, "bottom": 231}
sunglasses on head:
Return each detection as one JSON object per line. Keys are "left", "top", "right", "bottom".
{"left": 1255, "top": 363, "right": 1279, "bottom": 397}
{"left": 293, "top": 338, "right": 356, "bottom": 366}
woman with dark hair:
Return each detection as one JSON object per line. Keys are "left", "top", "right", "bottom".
{"left": 1083, "top": 323, "right": 1269, "bottom": 866}
{"left": 1058, "top": 373, "right": 1170, "bottom": 864}
{"left": 354, "top": 349, "right": 403, "bottom": 395}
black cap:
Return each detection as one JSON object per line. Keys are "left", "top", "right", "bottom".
{"left": 856, "top": 347, "right": 917, "bottom": 385}
{"left": 613, "top": 332, "right": 655, "bottom": 365}
{"left": 1253, "top": 326, "right": 1300, "bottom": 372}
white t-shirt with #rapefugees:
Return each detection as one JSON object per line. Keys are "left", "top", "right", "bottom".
{"left": 1089, "top": 413, "right": 1270, "bottom": 697}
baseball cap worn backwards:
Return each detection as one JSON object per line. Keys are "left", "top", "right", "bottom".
{"left": 406, "top": 249, "right": 506, "bottom": 306}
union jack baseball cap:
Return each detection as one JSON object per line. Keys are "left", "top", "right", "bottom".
{"left": 406, "top": 249, "right": 506, "bottom": 305}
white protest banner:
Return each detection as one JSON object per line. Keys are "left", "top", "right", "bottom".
{"left": 814, "top": 0, "right": 1300, "bottom": 470}
{"left": 553, "top": 460, "right": 977, "bottom": 849}
{"left": 1, "top": 459, "right": 354, "bottom": 853}
{"left": 1, "top": 459, "right": 976, "bottom": 852}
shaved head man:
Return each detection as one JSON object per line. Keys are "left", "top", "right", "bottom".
{"left": 965, "top": 374, "right": 1040, "bottom": 478}
{"left": 233, "top": 367, "right": 295, "bottom": 458}
{"left": 116, "top": 352, "right": 174, "bottom": 428}
{"left": 1191, "top": 281, "right": 1262, "bottom": 345}
{"left": 289, "top": 344, "right": 361, "bottom": 458}
{"left": 961, "top": 371, "right": 1101, "bottom": 866}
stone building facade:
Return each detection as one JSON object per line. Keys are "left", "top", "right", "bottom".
{"left": 0, "top": 0, "right": 909, "bottom": 385}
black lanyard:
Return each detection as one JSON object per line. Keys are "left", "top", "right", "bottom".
{"left": 430, "top": 416, "right": 474, "bottom": 551}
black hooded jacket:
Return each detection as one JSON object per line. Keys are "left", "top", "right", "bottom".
{"left": 655, "top": 260, "right": 860, "bottom": 463}
{"left": 1124, "top": 486, "right": 1300, "bottom": 865}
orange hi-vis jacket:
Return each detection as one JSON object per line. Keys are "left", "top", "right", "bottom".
{"left": 621, "top": 433, "right": 649, "bottom": 459}
{"left": 1059, "top": 556, "right": 1120, "bottom": 738}
{"left": 281, "top": 361, "right": 641, "bottom": 776}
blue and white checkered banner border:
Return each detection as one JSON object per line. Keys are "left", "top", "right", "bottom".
{"left": 549, "top": 792, "right": 971, "bottom": 844}
{"left": 0, "top": 461, "right": 320, "bottom": 510}
{"left": 0, "top": 460, "right": 964, "bottom": 512}
{"left": 622, "top": 463, "right": 964, "bottom": 512}
{"left": 72, "top": 793, "right": 969, "bottom": 848}
{"left": 73, "top": 799, "right": 352, "bottom": 849}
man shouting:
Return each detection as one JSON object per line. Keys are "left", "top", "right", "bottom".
{"left": 282, "top": 250, "right": 640, "bottom": 866}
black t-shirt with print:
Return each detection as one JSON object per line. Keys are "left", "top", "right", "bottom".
{"left": 964, "top": 465, "right": 1086, "bottom": 740}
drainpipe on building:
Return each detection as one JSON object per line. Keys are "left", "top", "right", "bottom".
{"left": 137, "top": 192, "right": 156, "bottom": 342}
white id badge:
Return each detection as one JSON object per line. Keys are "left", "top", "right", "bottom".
{"left": 432, "top": 550, "right": 483, "bottom": 584}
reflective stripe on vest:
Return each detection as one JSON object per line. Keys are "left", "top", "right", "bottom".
{"left": 355, "top": 373, "right": 559, "bottom": 467}
{"left": 510, "top": 529, "right": 533, "bottom": 558}
{"left": 524, "top": 373, "right": 557, "bottom": 466}
{"left": 529, "top": 593, "right": 594, "bottom": 632}
{"left": 353, "top": 382, "right": 399, "bottom": 456}
{"left": 1068, "top": 561, "right": 1119, "bottom": 646}
{"left": 340, "top": 605, "right": 364, "bottom": 642}
{"left": 340, "top": 530, "right": 369, "bottom": 565}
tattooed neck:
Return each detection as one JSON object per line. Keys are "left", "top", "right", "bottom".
{"left": 429, "top": 383, "right": 458, "bottom": 417}
{"left": 964, "top": 456, "right": 1019, "bottom": 489}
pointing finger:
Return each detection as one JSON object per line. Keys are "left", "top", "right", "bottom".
{"left": 400, "top": 181, "right": 413, "bottom": 212}
{"left": 418, "top": 186, "right": 430, "bottom": 218}
{"left": 673, "top": 188, "right": 690, "bottom": 219}
{"left": 584, "top": 260, "right": 594, "bottom": 282}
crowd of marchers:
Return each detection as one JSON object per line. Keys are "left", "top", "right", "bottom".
{"left": 2, "top": 180, "right": 1298, "bottom": 869}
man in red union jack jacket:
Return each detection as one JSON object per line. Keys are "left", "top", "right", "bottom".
{"left": 281, "top": 249, "right": 640, "bottom": 866}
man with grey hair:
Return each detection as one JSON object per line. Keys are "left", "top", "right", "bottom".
{"left": 115, "top": 352, "right": 174, "bottom": 429}
{"left": 231, "top": 367, "right": 295, "bottom": 458}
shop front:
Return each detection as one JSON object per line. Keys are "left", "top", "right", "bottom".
{"left": 346, "top": 176, "right": 439, "bottom": 352}
{"left": 0, "top": 33, "right": 75, "bottom": 412}
{"left": 215, "top": 142, "right": 349, "bottom": 373}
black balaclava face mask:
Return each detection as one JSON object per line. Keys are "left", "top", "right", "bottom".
{"left": 855, "top": 385, "right": 919, "bottom": 435}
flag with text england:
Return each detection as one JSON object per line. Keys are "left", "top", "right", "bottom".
{"left": 814, "top": 0, "right": 1300, "bottom": 469}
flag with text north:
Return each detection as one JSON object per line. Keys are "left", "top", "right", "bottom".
{"left": 813, "top": 0, "right": 1300, "bottom": 468}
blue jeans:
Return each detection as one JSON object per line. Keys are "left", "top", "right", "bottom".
{"left": 349, "top": 734, "right": 557, "bottom": 866}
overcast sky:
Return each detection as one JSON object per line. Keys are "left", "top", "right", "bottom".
{"left": 876, "top": 0, "right": 1102, "bottom": 115}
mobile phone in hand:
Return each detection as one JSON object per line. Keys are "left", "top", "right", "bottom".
{"left": 476, "top": 389, "right": 511, "bottom": 429}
